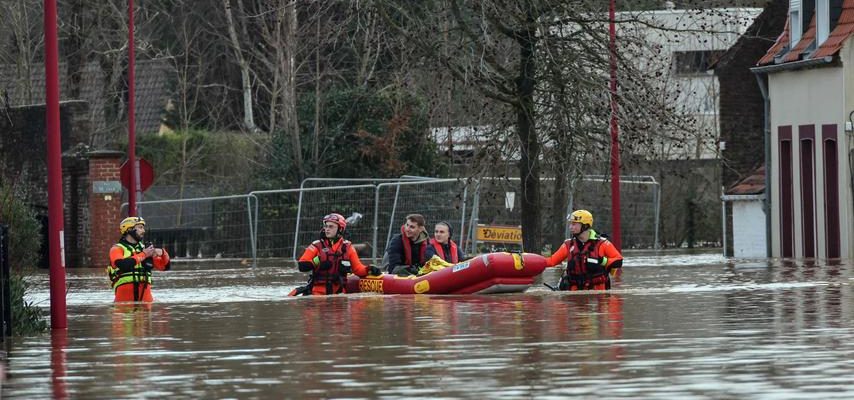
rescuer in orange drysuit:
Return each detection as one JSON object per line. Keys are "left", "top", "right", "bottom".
{"left": 107, "top": 217, "right": 171, "bottom": 302}
{"left": 292, "top": 213, "right": 381, "bottom": 295}
{"left": 545, "top": 210, "right": 623, "bottom": 291}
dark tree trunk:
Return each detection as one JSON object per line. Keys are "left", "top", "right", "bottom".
{"left": 516, "top": 1, "right": 541, "bottom": 253}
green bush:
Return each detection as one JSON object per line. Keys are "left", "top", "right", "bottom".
{"left": 0, "top": 178, "right": 48, "bottom": 335}
{"left": 10, "top": 272, "right": 48, "bottom": 335}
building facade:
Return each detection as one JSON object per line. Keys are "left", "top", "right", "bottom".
{"left": 754, "top": 0, "right": 854, "bottom": 258}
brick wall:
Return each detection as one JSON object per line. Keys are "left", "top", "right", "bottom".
{"left": 63, "top": 148, "right": 90, "bottom": 267}
{"left": 87, "top": 151, "right": 124, "bottom": 267}
{"left": 716, "top": 1, "right": 787, "bottom": 188}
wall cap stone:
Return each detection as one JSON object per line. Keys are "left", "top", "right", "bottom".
{"left": 87, "top": 150, "right": 125, "bottom": 159}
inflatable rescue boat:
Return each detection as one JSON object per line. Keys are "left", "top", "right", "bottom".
{"left": 345, "top": 252, "right": 547, "bottom": 295}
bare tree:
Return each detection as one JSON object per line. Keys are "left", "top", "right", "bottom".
{"left": 223, "top": 0, "right": 258, "bottom": 132}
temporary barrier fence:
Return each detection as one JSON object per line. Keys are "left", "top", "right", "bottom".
{"left": 248, "top": 185, "right": 378, "bottom": 263}
{"left": 122, "top": 194, "right": 257, "bottom": 263}
{"left": 372, "top": 179, "right": 470, "bottom": 260}
{"left": 121, "top": 175, "right": 658, "bottom": 266}
{"left": 569, "top": 175, "right": 661, "bottom": 249}
{"left": 469, "top": 175, "right": 661, "bottom": 252}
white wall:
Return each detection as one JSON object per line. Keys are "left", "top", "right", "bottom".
{"left": 619, "top": 8, "right": 761, "bottom": 160}
{"left": 732, "top": 201, "right": 766, "bottom": 258}
{"left": 768, "top": 66, "right": 846, "bottom": 258}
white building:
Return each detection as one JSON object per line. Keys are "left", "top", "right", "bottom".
{"left": 752, "top": 0, "right": 854, "bottom": 259}
{"left": 617, "top": 7, "right": 762, "bottom": 159}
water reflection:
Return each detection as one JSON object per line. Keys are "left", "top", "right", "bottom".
{"left": 50, "top": 330, "right": 67, "bottom": 400}
{"left": 4, "top": 252, "right": 854, "bottom": 399}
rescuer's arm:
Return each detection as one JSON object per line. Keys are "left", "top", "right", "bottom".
{"left": 545, "top": 243, "right": 568, "bottom": 268}
{"left": 110, "top": 245, "right": 150, "bottom": 272}
{"left": 297, "top": 245, "right": 320, "bottom": 272}
{"left": 151, "top": 248, "right": 171, "bottom": 271}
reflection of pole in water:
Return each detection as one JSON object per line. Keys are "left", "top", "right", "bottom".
{"left": 51, "top": 329, "right": 68, "bottom": 400}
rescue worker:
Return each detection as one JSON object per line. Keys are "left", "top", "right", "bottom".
{"left": 545, "top": 210, "right": 623, "bottom": 290}
{"left": 107, "top": 216, "right": 171, "bottom": 302}
{"left": 293, "top": 213, "right": 381, "bottom": 295}
{"left": 382, "top": 213, "right": 429, "bottom": 275}
{"left": 425, "top": 221, "right": 465, "bottom": 263}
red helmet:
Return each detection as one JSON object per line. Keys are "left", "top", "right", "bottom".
{"left": 322, "top": 213, "right": 347, "bottom": 233}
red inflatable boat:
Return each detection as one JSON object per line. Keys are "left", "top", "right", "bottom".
{"left": 345, "top": 252, "right": 548, "bottom": 295}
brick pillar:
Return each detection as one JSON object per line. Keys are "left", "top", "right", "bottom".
{"left": 87, "top": 151, "right": 125, "bottom": 267}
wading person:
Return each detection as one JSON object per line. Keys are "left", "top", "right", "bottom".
{"left": 425, "top": 221, "right": 465, "bottom": 263}
{"left": 107, "top": 216, "right": 171, "bottom": 302}
{"left": 382, "top": 213, "right": 429, "bottom": 275}
{"left": 545, "top": 210, "right": 623, "bottom": 291}
{"left": 293, "top": 213, "right": 381, "bottom": 296}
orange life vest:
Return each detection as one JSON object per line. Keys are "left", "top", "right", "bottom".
{"left": 429, "top": 238, "right": 459, "bottom": 263}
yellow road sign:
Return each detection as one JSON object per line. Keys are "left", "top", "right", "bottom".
{"left": 476, "top": 225, "right": 523, "bottom": 244}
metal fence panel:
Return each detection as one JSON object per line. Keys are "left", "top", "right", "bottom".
{"left": 123, "top": 194, "right": 255, "bottom": 261}
{"left": 570, "top": 176, "right": 660, "bottom": 249}
{"left": 373, "top": 179, "right": 471, "bottom": 260}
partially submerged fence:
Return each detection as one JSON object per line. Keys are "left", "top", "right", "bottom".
{"left": 122, "top": 194, "right": 256, "bottom": 260}
{"left": 127, "top": 178, "right": 472, "bottom": 266}
{"left": 125, "top": 175, "right": 659, "bottom": 266}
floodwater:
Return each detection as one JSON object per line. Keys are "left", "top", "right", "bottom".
{"left": 4, "top": 250, "right": 854, "bottom": 399}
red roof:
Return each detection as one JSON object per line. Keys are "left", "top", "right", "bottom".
{"left": 783, "top": 14, "right": 817, "bottom": 62}
{"left": 758, "top": 0, "right": 854, "bottom": 66}
{"left": 726, "top": 166, "right": 765, "bottom": 195}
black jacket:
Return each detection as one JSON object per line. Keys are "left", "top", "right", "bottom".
{"left": 383, "top": 231, "right": 429, "bottom": 273}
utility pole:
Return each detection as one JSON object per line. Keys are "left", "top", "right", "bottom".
{"left": 609, "top": 0, "right": 622, "bottom": 249}
{"left": 44, "top": 0, "right": 68, "bottom": 329}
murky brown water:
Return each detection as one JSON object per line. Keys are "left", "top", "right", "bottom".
{"left": 4, "top": 251, "right": 854, "bottom": 399}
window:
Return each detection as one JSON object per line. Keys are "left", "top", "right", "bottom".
{"left": 817, "top": 0, "right": 829, "bottom": 44}
{"left": 790, "top": 0, "right": 802, "bottom": 48}
{"left": 671, "top": 50, "right": 725, "bottom": 76}
{"left": 820, "top": 0, "right": 845, "bottom": 46}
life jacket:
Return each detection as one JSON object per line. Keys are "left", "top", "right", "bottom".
{"left": 562, "top": 232, "right": 610, "bottom": 290}
{"left": 429, "top": 238, "right": 459, "bottom": 263}
{"left": 400, "top": 226, "right": 428, "bottom": 267}
{"left": 106, "top": 241, "right": 152, "bottom": 292}
{"left": 309, "top": 237, "right": 351, "bottom": 295}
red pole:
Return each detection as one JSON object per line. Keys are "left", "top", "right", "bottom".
{"left": 127, "top": 0, "right": 137, "bottom": 216}
{"left": 609, "top": 0, "right": 622, "bottom": 250}
{"left": 44, "top": 0, "right": 68, "bottom": 329}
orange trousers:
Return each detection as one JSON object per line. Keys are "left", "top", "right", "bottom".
{"left": 114, "top": 283, "right": 154, "bottom": 302}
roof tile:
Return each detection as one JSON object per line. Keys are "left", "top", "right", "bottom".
{"left": 726, "top": 166, "right": 766, "bottom": 195}
{"left": 782, "top": 14, "right": 817, "bottom": 62}
{"left": 759, "top": 0, "right": 854, "bottom": 66}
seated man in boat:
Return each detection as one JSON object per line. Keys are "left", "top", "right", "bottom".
{"left": 545, "top": 210, "right": 623, "bottom": 290}
{"left": 382, "top": 213, "right": 429, "bottom": 275}
{"left": 425, "top": 221, "right": 465, "bottom": 263}
{"left": 293, "top": 213, "right": 382, "bottom": 296}
{"left": 107, "top": 216, "right": 172, "bottom": 302}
